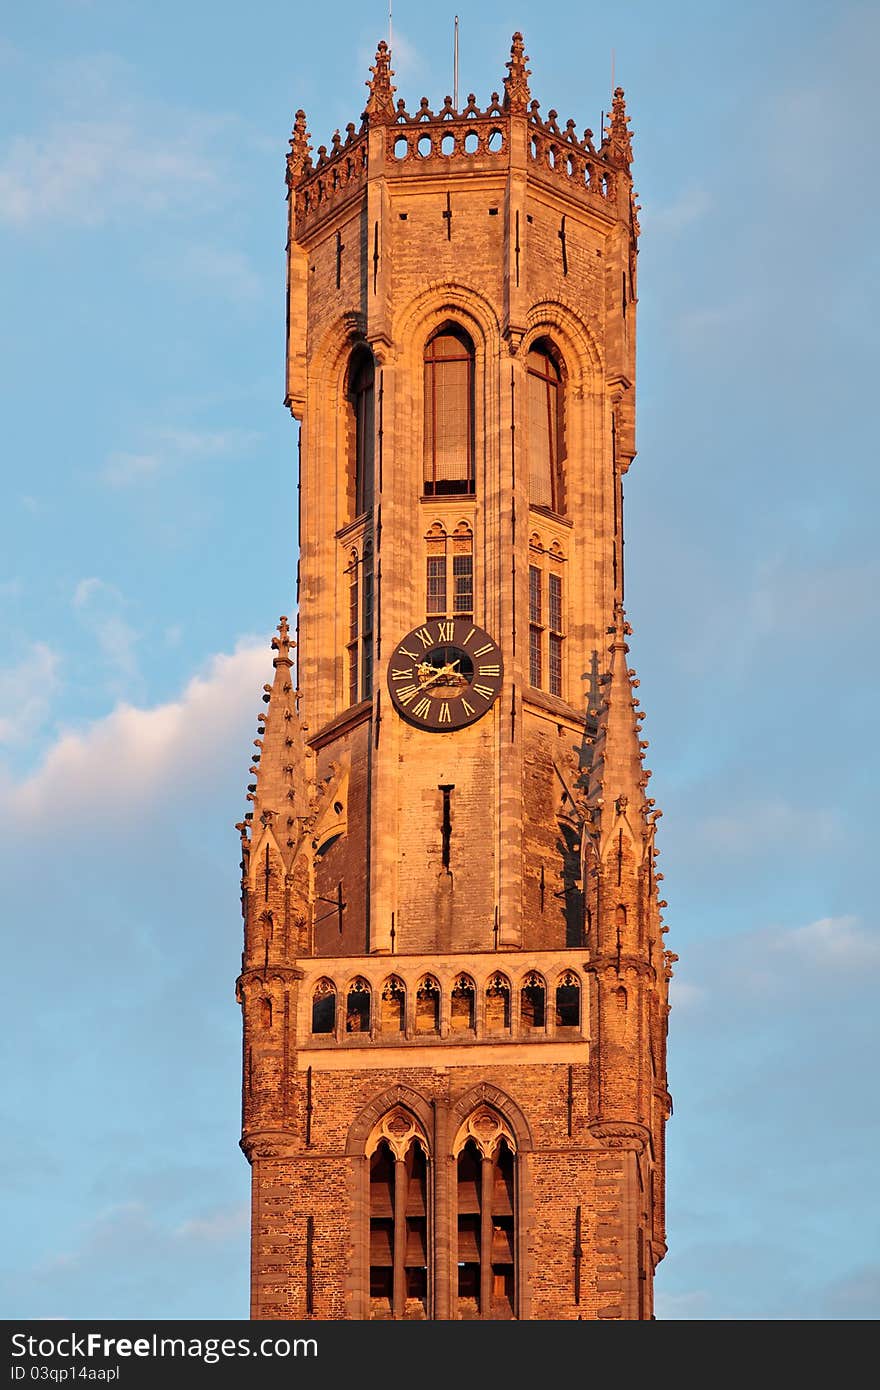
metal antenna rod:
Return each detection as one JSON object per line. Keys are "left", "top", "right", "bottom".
{"left": 389, "top": 0, "right": 393, "bottom": 50}
{"left": 454, "top": 15, "right": 459, "bottom": 108}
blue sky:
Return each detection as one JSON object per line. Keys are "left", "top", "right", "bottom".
{"left": 2, "top": 0, "right": 878, "bottom": 1320}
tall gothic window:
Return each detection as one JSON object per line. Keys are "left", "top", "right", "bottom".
{"left": 425, "top": 520, "right": 473, "bottom": 621}
{"left": 346, "top": 543, "right": 374, "bottom": 707}
{"left": 455, "top": 1108, "right": 517, "bottom": 1319}
{"left": 527, "top": 536, "right": 566, "bottom": 698}
{"left": 527, "top": 342, "right": 564, "bottom": 513}
{"left": 350, "top": 349, "right": 375, "bottom": 517}
{"left": 368, "top": 1110, "right": 429, "bottom": 1319}
{"left": 423, "top": 327, "right": 475, "bottom": 496}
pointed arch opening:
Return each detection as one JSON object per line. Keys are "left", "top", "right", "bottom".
{"left": 348, "top": 347, "right": 375, "bottom": 518}
{"left": 485, "top": 973, "right": 511, "bottom": 1032}
{"left": 367, "top": 1108, "right": 430, "bottom": 1320}
{"left": 311, "top": 979, "right": 336, "bottom": 1034}
{"left": 527, "top": 339, "right": 565, "bottom": 514}
{"left": 415, "top": 974, "right": 440, "bottom": 1034}
{"left": 345, "top": 977, "right": 371, "bottom": 1034}
{"left": 450, "top": 973, "right": 476, "bottom": 1032}
{"left": 454, "top": 1107, "right": 517, "bottom": 1319}
{"left": 423, "top": 325, "right": 475, "bottom": 496}
{"left": 555, "top": 970, "right": 581, "bottom": 1028}
{"left": 520, "top": 972, "right": 546, "bottom": 1030}
{"left": 380, "top": 975, "right": 406, "bottom": 1035}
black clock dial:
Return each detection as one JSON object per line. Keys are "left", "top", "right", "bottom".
{"left": 387, "top": 619, "right": 503, "bottom": 730}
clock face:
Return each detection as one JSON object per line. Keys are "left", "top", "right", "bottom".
{"left": 387, "top": 618, "right": 504, "bottom": 730}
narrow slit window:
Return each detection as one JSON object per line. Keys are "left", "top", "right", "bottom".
{"left": 548, "top": 571, "right": 563, "bottom": 698}
{"left": 351, "top": 351, "right": 375, "bottom": 517}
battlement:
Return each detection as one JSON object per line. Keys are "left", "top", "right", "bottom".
{"left": 287, "top": 35, "right": 636, "bottom": 238}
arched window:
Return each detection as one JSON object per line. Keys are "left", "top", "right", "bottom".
{"left": 423, "top": 326, "right": 475, "bottom": 496}
{"left": 485, "top": 973, "right": 511, "bottom": 1032}
{"left": 345, "top": 977, "right": 371, "bottom": 1033}
{"left": 555, "top": 971, "right": 581, "bottom": 1028}
{"left": 450, "top": 974, "right": 476, "bottom": 1032}
{"left": 349, "top": 350, "right": 375, "bottom": 517}
{"left": 367, "top": 1109, "right": 430, "bottom": 1319}
{"left": 380, "top": 976, "right": 406, "bottom": 1034}
{"left": 520, "top": 972, "right": 546, "bottom": 1030}
{"left": 415, "top": 975, "right": 440, "bottom": 1034}
{"left": 425, "top": 520, "right": 473, "bottom": 621}
{"left": 454, "top": 1108, "right": 517, "bottom": 1319}
{"left": 311, "top": 979, "right": 336, "bottom": 1034}
{"left": 527, "top": 341, "right": 564, "bottom": 513}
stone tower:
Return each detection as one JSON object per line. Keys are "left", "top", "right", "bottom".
{"left": 236, "top": 35, "right": 673, "bottom": 1321}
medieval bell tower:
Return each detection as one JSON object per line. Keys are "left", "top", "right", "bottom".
{"left": 235, "top": 35, "right": 673, "bottom": 1321}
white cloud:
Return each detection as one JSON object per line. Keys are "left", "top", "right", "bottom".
{"left": 102, "top": 452, "right": 163, "bottom": 488}
{"left": 147, "top": 244, "right": 264, "bottom": 304}
{"left": 647, "top": 187, "right": 711, "bottom": 236}
{"left": 0, "top": 643, "right": 60, "bottom": 744}
{"left": 0, "top": 53, "right": 229, "bottom": 230}
{"left": 175, "top": 1204, "right": 249, "bottom": 1244}
{"left": 696, "top": 798, "right": 841, "bottom": 856}
{"left": 100, "top": 428, "right": 260, "bottom": 487}
{"left": 775, "top": 915, "right": 880, "bottom": 971}
{"left": 654, "top": 1288, "right": 711, "bottom": 1319}
{"left": 0, "top": 118, "right": 220, "bottom": 229}
{"left": 2, "top": 640, "right": 268, "bottom": 823}
{"left": 71, "top": 578, "right": 139, "bottom": 681}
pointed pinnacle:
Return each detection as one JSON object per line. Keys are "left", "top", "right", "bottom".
{"left": 503, "top": 32, "right": 531, "bottom": 113}
{"left": 286, "top": 109, "right": 312, "bottom": 186}
{"left": 364, "top": 40, "right": 396, "bottom": 121}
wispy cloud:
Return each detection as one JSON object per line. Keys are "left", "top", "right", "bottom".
{"left": 71, "top": 577, "right": 139, "bottom": 683}
{"left": 0, "top": 643, "right": 60, "bottom": 744}
{"left": 647, "top": 187, "right": 711, "bottom": 236}
{"left": 0, "top": 53, "right": 229, "bottom": 230}
{"left": 695, "top": 797, "right": 842, "bottom": 857}
{"left": 175, "top": 1204, "right": 249, "bottom": 1244}
{"left": 101, "top": 428, "right": 261, "bottom": 488}
{"left": 146, "top": 244, "right": 264, "bottom": 304}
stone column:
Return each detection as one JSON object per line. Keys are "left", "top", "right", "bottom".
{"left": 480, "top": 1154, "right": 494, "bottom": 1317}
{"left": 393, "top": 1155, "right": 408, "bottom": 1319}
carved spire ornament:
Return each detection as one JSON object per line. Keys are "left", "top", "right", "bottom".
{"left": 364, "top": 40, "right": 396, "bottom": 122}
{"left": 503, "top": 31, "right": 532, "bottom": 113}
{"left": 286, "top": 109, "right": 312, "bottom": 186}
{"left": 606, "top": 85, "right": 634, "bottom": 166}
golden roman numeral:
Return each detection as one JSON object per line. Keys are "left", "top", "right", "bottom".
{"left": 461, "top": 627, "right": 476, "bottom": 647}
{"left": 391, "top": 667, "right": 413, "bottom": 680}
{"left": 414, "top": 626, "right": 433, "bottom": 649}
{"left": 472, "top": 642, "right": 494, "bottom": 658}
{"left": 438, "top": 702, "right": 451, "bottom": 723}
{"left": 412, "top": 697, "right": 432, "bottom": 718}
{"left": 478, "top": 663, "right": 501, "bottom": 676}
{"left": 398, "top": 645, "right": 419, "bottom": 661}
{"left": 396, "top": 684, "right": 419, "bottom": 705}
{"left": 461, "top": 698, "right": 475, "bottom": 717}
{"left": 474, "top": 682, "right": 495, "bottom": 700}
{"left": 436, "top": 620, "right": 454, "bottom": 642}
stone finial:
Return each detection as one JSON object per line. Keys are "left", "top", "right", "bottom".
{"left": 503, "top": 32, "right": 531, "bottom": 113}
{"left": 272, "top": 614, "right": 293, "bottom": 667}
{"left": 584, "top": 602, "right": 649, "bottom": 848}
{"left": 364, "top": 40, "right": 396, "bottom": 121}
{"left": 607, "top": 86, "right": 634, "bottom": 166}
{"left": 286, "top": 109, "right": 312, "bottom": 186}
